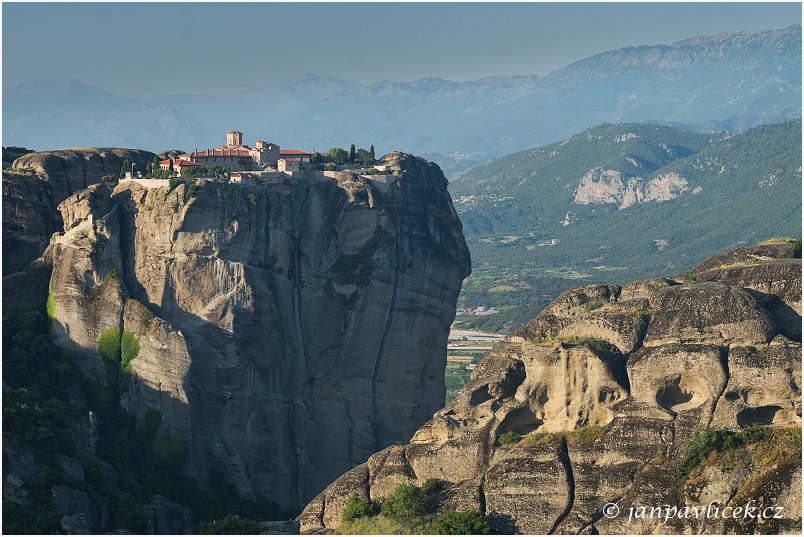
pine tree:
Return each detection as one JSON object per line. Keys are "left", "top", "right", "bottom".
{"left": 119, "top": 156, "right": 134, "bottom": 178}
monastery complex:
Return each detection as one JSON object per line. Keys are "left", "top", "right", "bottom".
{"left": 160, "top": 130, "right": 312, "bottom": 174}
{"left": 122, "top": 129, "right": 395, "bottom": 193}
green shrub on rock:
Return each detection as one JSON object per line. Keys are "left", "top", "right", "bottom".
{"left": 430, "top": 510, "right": 491, "bottom": 535}
{"left": 675, "top": 426, "right": 742, "bottom": 486}
{"left": 381, "top": 482, "right": 427, "bottom": 521}
{"left": 97, "top": 327, "right": 139, "bottom": 371}
{"left": 46, "top": 292, "right": 55, "bottom": 320}
{"left": 342, "top": 495, "right": 380, "bottom": 523}
{"left": 120, "top": 329, "right": 140, "bottom": 371}
{"left": 97, "top": 327, "right": 122, "bottom": 363}
{"left": 339, "top": 480, "right": 491, "bottom": 535}
{"left": 497, "top": 431, "right": 522, "bottom": 447}
{"left": 790, "top": 238, "right": 802, "bottom": 258}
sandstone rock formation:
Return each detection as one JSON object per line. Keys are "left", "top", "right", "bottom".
{"left": 299, "top": 242, "right": 801, "bottom": 534}
{"left": 2, "top": 148, "right": 155, "bottom": 275}
{"left": 43, "top": 152, "right": 470, "bottom": 512}
{"left": 573, "top": 167, "right": 689, "bottom": 209}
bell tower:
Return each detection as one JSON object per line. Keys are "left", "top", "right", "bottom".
{"left": 227, "top": 130, "right": 243, "bottom": 146}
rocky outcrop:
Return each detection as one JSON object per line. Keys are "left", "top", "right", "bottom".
{"left": 4, "top": 439, "right": 196, "bottom": 535}
{"left": 2, "top": 170, "right": 62, "bottom": 276}
{"left": 44, "top": 152, "right": 470, "bottom": 512}
{"left": 11, "top": 148, "right": 156, "bottom": 193}
{"left": 573, "top": 167, "right": 689, "bottom": 209}
{"left": 51, "top": 485, "right": 109, "bottom": 535}
{"left": 2, "top": 148, "right": 155, "bottom": 275}
{"left": 144, "top": 495, "right": 194, "bottom": 534}
{"left": 299, "top": 243, "right": 801, "bottom": 534}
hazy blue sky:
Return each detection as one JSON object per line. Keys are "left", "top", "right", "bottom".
{"left": 3, "top": 2, "right": 801, "bottom": 97}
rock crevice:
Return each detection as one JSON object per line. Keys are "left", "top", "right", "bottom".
{"left": 46, "top": 152, "right": 470, "bottom": 512}
{"left": 299, "top": 242, "right": 801, "bottom": 534}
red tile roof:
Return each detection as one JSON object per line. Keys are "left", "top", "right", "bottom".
{"left": 279, "top": 149, "right": 311, "bottom": 156}
{"left": 280, "top": 158, "right": 300, "bottom": 162}
{"left": 175, "top": 159, "right": 204, "bottom": 167}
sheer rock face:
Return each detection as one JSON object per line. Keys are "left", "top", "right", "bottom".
{"left": 46, "top": 152, "right": 470, "bottom": 512}
{"left": 2, "top": 170, "right": 62, "bottom": 276}
{"left": 572, "top": 167, "right": 689, "bottom": 209}
{"left": 3, "top": 148, "right": 155, "bottom": 276}
{"left": 299, "top": 243, "right": 801, "bottom": 534}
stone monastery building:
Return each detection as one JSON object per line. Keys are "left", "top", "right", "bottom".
{"left": 161, "top": 131, "right": 312, "bottom": 173}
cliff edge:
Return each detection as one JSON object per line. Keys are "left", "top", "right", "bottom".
{"left": 42, "top": 152, "right": 470, "bottom": 512}
{"left": 299, "top": 242, "right": 801, "bottom": 534}
{"left": 3, "top": 148, "right": 155, "bottom": 275}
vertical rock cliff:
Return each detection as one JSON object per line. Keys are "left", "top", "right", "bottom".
{"left": 3, "top": 148, "right": 155, "bottom": 275}
{"left": 45, "top": 152, "right": 471, "bottom": 511}
{"left": 299, "top": 242, "right": 801, "bottom": 534}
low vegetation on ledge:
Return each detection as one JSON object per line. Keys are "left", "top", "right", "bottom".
{"left": 339, "top": 480, "right": 490, "bottom": 535}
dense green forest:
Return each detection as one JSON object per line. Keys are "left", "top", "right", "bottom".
{"left": 451, "top": 120, "right": 802, "bottom": 332}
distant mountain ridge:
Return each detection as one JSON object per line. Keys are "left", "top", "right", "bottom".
{"left": 2, "top": 75, "right": 361, "bottom": 152}
{"left": 266, "top": 25, "right": 800, "bottom": 173}
{"left": 451, "top": 119, "right": 802, "bottom": 331}
{"left": 3, "top": 26, "right": 800, "bottom": 173}
{"left": 3, "top": 78, "right": 219, "bottom": 151}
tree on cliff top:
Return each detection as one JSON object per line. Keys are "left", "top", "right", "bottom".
{"left": 328, "top": 147, "right": 349, "bottom": 164}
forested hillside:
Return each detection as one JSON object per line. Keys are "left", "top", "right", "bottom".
{"left": 452, "top": 120, "right": 802, "bottom": 332}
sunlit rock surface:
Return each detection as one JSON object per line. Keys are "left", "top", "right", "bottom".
{"left": 46, "top": 152, "right": 470, "bottom": 511}
{"left": 299, "top": 243, "right": 801, "bottom": 534}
